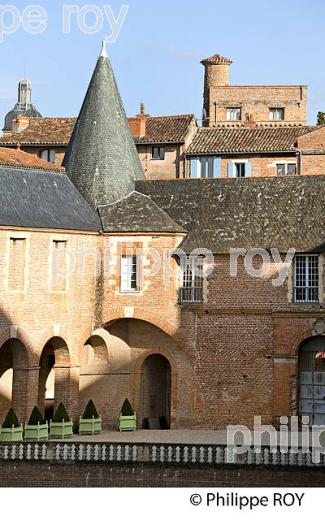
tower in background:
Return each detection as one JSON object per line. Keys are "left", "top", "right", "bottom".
{"left": 201, "top": 53, "right": 307, "bottom": 128}
{"left": 2, "top": 78, "right": 42, "bottom": 134}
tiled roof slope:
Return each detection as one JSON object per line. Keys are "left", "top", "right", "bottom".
{"left": 134, "top": 114, "right": 195, "bottom": 144}
{"left": 99, "top": 191, "right": 186, "bottom": 233}
{"left": 136, "top": 176, "right": 325, "bottom": 253}
{"left": 0, "top": 167, "right": 101, "bottom": 231}
{"left": 0, "top": 114, "right": 195, "bottom": 146}
{"left": 0, "top": 118, "right": 76, "bottom": 145}
{"left": 0, "top": 147, "right": 63, "bottom": 171}
{"left": 186, "top": 126, "right": 315, "bottom": 154}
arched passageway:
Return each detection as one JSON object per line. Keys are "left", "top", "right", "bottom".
{"left": 38, "top": 337, "right": 70, "bottom": 420}
{"left": 140, "top": 354, "right": 171, "bottom": 429}
{"left": 0, "top": 339, "right": 28, "bottom": 422}
{"left": 299, "top": 335, "right": 325, "bottom": 426}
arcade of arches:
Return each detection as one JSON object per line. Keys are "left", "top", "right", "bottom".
{"left": 1, "top": 323, "right": 324, "bottom": 429}
{"left": 0, "top": 319, "right": 194, "bottom": 429}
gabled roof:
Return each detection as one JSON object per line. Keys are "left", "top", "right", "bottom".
{"left": 0, "top": 167, "right": 101, "bottom": 231}
{"left": 0, "top": 118, "right": 76, "bottom": 145}
{"left": 201, "top": 54, "right": 232, "bottom": 66}
{"left": 134, "top": 114, "right": 196, "bottom": 144}
{"left": 0, "top": 147, "right": 63, "bottom": 172}
{"left": 136, "top": 176, "right": 325, "bottom": 253}
{"left": 64, "top": 44, "right": 145, "bottom": 207}
{"left": 98, "top": 191, "right": 186, "bottom": 233}
{"left": 186, "top": 126, "right": 315, "bottom": 154}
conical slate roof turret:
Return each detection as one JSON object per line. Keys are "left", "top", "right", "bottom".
{"left": 64, "top": 41, "right": 145, "bottom": 207}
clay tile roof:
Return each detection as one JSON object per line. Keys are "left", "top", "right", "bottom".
{"left": 134, "top": 114, "right": 196, "bottom": 144}
{"left": 186, "top": 126, "right": 315, "bottom": 155}
{"left": 201, "top": 54, "right": 232, "bottom": 65}
{"left": 0, "top": 118, "right": 76, "bottom": 146}
{"left": 0, "top": 114, "right": 196, "bottom": 147}
{"left": 0, "top": 147, "right": 63, "bottom": 172}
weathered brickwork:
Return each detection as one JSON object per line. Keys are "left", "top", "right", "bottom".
{"left": 202, "top": 56, "right": 307, "bottom": 127}
{"left": 0, "top": 231, "right": 323, "bottom": 430}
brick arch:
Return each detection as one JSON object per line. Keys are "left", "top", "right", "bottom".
{"left": 36, "top": 326, "right": 70, "bottom": 364}
{"left": 293, "top": 328, "right": 325, "bottom": 355}
{"left": 101, "top": 306, "right": 189, "bottom": 352}
{"left": 0, "top": 327, "right": 34, "bottom": 365}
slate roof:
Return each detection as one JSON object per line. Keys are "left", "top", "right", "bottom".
{"left": 186, "top": 126, "right": 314, "bottom": 155}
{"left": 201, "top": 54, "right": 232, "bottom": 65}
{"left": 136, "top": 176, "right": 325, "bottom": 253}
{"left": 64, "top": 47, "right": 145, "bottom": 207}
{"left": 98, "top": 191, "right": 186, "bottom": 233}
{"left": 0, "top": 147, "right": 63, "bottom": 171}
{"left": 0, "top": 118, "right": 76, "bottom": 145}
{"left": 0, "top": 167, "right": 101, "bottom": 231}
{"left": 134, "top": 114, "right": 196, "bottom": 144}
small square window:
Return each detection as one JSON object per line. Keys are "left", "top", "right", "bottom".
{"left": 276, "top": 163, "right": 296, "bottom": 176}
{"left": 227, "top": 108, "right": 241, "bottom": 121}
{"left": 269, "top": 108, "right": 284, "bottom": 121}
{"left": 152, "top": 146, "right": 165, "bottom": 160}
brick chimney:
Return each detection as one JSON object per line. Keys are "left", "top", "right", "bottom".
{"left": 128, "top": 103, "right": 149, "bottom": 138}
{"left": 11, "top": 116, "right": 30, "bottom": 134}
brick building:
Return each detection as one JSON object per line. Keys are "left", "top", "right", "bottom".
{"left": 185, "top": 125, "right": 325, "bottom": 178}
{"left": 201, "top": 53, "right": 307, "bottom": 127}
{"left": 0, "top": 44, "right": 324, "bottom": 431}
{"left": 0, "top": 110, "right": 196, "bottom": 180}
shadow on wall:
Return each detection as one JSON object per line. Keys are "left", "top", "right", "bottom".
{"left": 79, "top": 318, "right": 197, "bottom": 430}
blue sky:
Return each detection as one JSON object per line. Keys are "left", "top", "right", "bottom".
{"left": 0, "top": 0, "right": 324, "bottom": 129}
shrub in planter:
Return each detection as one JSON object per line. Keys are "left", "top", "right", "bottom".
{"left": 50, "top": 402, "right": 73, "bottom": 439}
{"left": 118, "top": 398, "right": 136, "bottom": 432}
{"left": 0, "top": 408, "right": 23, "bottom": 442}
{"left": 79, "top": 400, "right": 102, "bottom": 435}
{"left": 24, "top": 406, "right": 48, "bottom": 441}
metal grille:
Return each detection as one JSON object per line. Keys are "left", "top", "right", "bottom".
{"left": 179, "top": 257, "right": 204, "bottom": 303}
{"left": 293, "top": 254, "right": 319, "bottom": 303}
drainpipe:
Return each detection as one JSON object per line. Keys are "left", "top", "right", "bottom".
{"left": 296, "top": 149, "right": 303, "bottom": 175}
{"left": 214, "top": 100, "right": 218, "bottom": 127}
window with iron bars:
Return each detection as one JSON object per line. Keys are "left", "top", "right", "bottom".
{"left": 179, "top": 256, "right": 204, "bottom": 304}
{"left": 293, "top": 254, "right": 319, "bottom": 303}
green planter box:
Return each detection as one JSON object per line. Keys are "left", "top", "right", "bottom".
{"left": 0, "top": 425, "right": 23, "bottom": 442}
{"left": 24, "top": 422, "right": 49, "bottom": 441}
{"left": 79, "top": 416, "right": 102, "bottom": 435}
{"left": 49, "top": 419, "right": 73, "bottom": 439}
{"left": 118, "top": 413, "right": 137, "bottom": 432}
